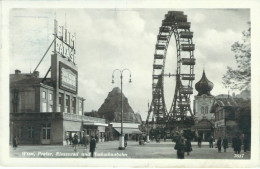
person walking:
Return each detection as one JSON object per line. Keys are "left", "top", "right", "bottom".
{"left": 223, "top": 137, "right": 228, "bottom": 152}
{"left": 174, "top": 136, "right": 186, "bottom": 159}
{"left": 233, "top": 135, "right": 242, "bottom": 154}
{"left": 12, "top": 136, "right": 18, "bottom": 149}
{"left": 90, "top": 136, "right": 96, "bottom": 157}
{"left": 73, "top": 133, "right": 79, "bottom": 152}
{"left": 197, "top": 136, "right": 202, "bottom": 148}
{"left": 209, "top": 136, "right": 214, "bottom": 148}
{"left": 69, "top": 133, "right": 73, "bottom": 145}
{"left": 217, "top": 137, "right": 222, "bottom": 153}
{"left": 185, "top": 138, "right": 192, "bottom": 156}
{"left": 82, "top": 134, "right": 89, "bottom": 148}
{"left": 95, "top": 135, "right": 99, "bottom": 143}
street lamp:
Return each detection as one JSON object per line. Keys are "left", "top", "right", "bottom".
{"left": 112, "top": 69, "right": 132, "bottom": 150}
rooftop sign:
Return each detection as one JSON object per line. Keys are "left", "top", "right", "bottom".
{"left": 54, "top": 19, "right": 76, "bottom": 64}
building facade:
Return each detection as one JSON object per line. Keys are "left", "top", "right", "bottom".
{"left": 192, "top": 70, "right": 215, "bottom": 141}
{"left": 10, "top": 20, "right": 107, "bottom": 145}
{"left": 213, "top": 97, "right": 240, "bottom": 142}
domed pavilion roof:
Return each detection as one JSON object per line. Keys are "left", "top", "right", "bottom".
{"left": 195, "top": 69, "right": 214, "bottom": 96}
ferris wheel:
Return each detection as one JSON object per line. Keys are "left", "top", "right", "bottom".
{"left": 147, "top": 11, "right": 196, "bottom": 127}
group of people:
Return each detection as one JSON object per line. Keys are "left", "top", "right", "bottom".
{"left": 174, "top": 134, "right": 249, "bottom": 159}
{"left": 216, "top": 137, "right": 229, "bottom": 152}
{"left": 216, "top": 135, "right": 249, "bottom": 154}
{"left": 174, "top": 136, "right": 192, "bottom": 159}
{"left": 70, "top": 134, "right": 97, "bottom": 157}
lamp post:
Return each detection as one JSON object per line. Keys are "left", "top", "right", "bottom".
{"left": 112, "top": 69, "right": 132, "bottom": 150}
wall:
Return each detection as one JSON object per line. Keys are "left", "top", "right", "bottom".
{"left": 10, "top": 86, "right": 36, "bottom": 113}
{"left": 194, "top": 94, "right": 215, "bottom": 120}
{"left": 12, "top": 120, "right": 41, "bottom": 144}
{"left": 51, "top": 119, "right": 63, "bottom": 144}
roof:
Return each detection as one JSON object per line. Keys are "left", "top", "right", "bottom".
{"left": 10, "top": 74, "right": 54, "bottom": 87}
{"left": 216, "top": 97, "right": 238, "bottom": 107}
{"left": 195, "top": 69, "right": 214, "bottom": 96}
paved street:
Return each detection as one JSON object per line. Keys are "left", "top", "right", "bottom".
{"left": 10, "top": 140, "right": 250, "bottom": 159}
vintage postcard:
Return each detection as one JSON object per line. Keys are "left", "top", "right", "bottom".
{"left": 0, "top": 0, "right": 259, "bottom": 168}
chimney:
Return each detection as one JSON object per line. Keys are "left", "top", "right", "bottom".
{"left": 15, "top": 69, "right": 21, "bottom": 75}
{"left": 33, "top": 71, "right": 39, "bottom": 77}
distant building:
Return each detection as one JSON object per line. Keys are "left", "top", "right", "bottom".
{"left": 212, "top": 96, "right": 242, "bottom": 142}
{"left": 192, "top": 70, "right": 215, "bottom": 141}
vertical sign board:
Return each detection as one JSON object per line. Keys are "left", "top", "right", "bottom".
{"left": 54, "top": 19, "right": 76, "bottom": 63}
{"left": 53, "top": 19, "right": 78, "bottom": 94}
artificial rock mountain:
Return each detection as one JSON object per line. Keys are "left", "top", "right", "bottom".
{"left": 97, "top": 87, "right": 142, "bottom": 124}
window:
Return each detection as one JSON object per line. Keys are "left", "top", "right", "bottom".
{"left": 72, "top": 97, "right": 76, "bottom": 114}
{"left": 49, "top": 105, "right": 53, "bottom": 112}
{"left": 28, "top": 126, "right": 34, "bottom": 138}
{"left": 58, "top": 93, "right": 62, "bottom": 112}
{"left": 66, "top": 95, "right": 70, "bottom": 113}
{"left": 49, "top": 93, "right": 53, "bottom": 101}
{"left": 201, "top": 106, "right": 204, "bottom": 114}
{"left": 18, "top": 126, "right": 23, "bottom": 138}
{"left": 79, "top": 101, "right": 82, "bottom": 115}
{"left": 42, "top": 123, "right": 51, "bottom": 140}
{"left": 42, "top": 91, "right": 46, "bottom": 99}
{"left": 42, "top": 102, "right": 47, "bottom": 112}
{"left": 205, "top": 106, "right": 208, "bottom": 114}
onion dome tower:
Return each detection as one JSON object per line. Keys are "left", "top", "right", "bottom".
{"left": 195, "top": 69, "right": 214, "bottom": 96}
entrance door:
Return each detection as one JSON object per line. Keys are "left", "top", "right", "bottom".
{"left": 41, "top": 123, "right": 51, "bottom": 144}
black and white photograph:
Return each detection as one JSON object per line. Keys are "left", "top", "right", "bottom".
{"left": 0, "top": 0, "right": 259, "bottom": 168}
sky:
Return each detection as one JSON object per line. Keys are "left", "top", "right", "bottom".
{"left": 9, "top": 8, "right": 250, "bottom": 120}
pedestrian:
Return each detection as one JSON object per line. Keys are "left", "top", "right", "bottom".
{"left": 243, "top": 135, "right": 249, "bottom": 152}
{"left": 197, "top": 136, "right": 202, "bottom": 148}
{"left": 233, "top": 135, "right": 242, "bottom": 154}
{"left": 73, "top": 133, "right": 79, "bottom": 152}
{"left": 217, "top": 137, "right": 222, "bottom": 153}
{"left": 69, "top": 133, "right": 73, "bottom": 145}
{"left": 156, "top": 135, "right": 160, "bottom": 143}
{"left": 174, "top": 136, "right": 186, "bottom": 159}
{"left": 95, "top": 135, "right": 99, "bottom": 143}
{"left": 209, "top": 136, "right": 214, "bottom": 148}
{"left": 82, "top": 135, "right": 89, "bottom": 148}
{"left": 164, "top": 135, "right": 166, "bottom": 142}
{"left": 185, "top": 138, "right": 192, "bottom": 156}
{"left": 90, "top": 136, "right": 96, "bottom": 157}
{"left": 223, "top": 137, "right": 228, "bottom": 152}
{"left": 136, "top": 135, "right": 138, "bottom": 142}
{"left": 12, "top": 136, "right": 18, "bottom": 149}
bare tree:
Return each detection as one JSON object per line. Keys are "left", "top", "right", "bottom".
{"left": 222, "top": 22, "right": 251, "bottom": 91}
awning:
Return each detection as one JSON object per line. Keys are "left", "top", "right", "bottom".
{"left": 113, "top": 127, "right": 142, "bottom": 134}
{"left": 83, "top": 122, "right": 108, "bottom": 127}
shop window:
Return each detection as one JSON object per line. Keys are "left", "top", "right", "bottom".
{"left": 42, "top": 102, "right": 47, "bottom": 112}
{"left": 28, "top": 126, "right": 34, "bottom": 138}
{"left": 42, "top": 91, "right": 46, "bottom": 99}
